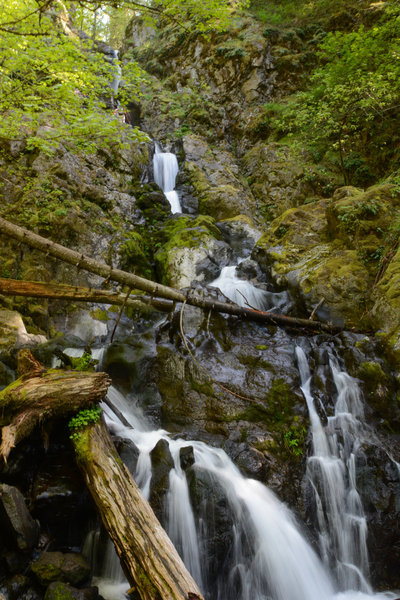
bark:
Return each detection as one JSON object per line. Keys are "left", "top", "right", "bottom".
{"left": 0, "top": 278, "right": 174, "bottom": 312}
{"left": 0, "top": 216, "right": 344, "bottom": 333}
{"left": 73, "top": 417, "right": 204, "bottom": 600}
{"left": 0, "top": 350, "right": 111, "bottom": 462}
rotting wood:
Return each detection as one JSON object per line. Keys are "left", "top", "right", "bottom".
{"left": 0, "top": 349, "right": 111, "bottom": 463}
{"left": 0, "top": 217, "right": 345, "bottom": 333}
{"left": 73, "top": 417, "right": 204, "bottom": 600}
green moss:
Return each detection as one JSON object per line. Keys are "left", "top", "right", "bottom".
{"left": 90, "top": 309, "right": 109, "bottom": 322}
{"left": 357, "top": 361, "right": 387, "bottom": 386}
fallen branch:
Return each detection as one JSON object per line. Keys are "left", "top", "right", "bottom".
{"left": 0, "top": 217, "right": 344, "bottom": 333}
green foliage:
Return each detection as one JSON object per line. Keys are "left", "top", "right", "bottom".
{"left": 71, "top": 352, "right": 98, "bottom": 372}
{"left": 69, "top": 405, "right": 102, "bottom": 441}
{"left": 0, "top": 1, "right": 148, "bottom": 154}
{"left": 283, "top": 426, "right": 307, "bottom": 456}
{"left": 271, "top": 2, "right": 400, "bottom": 182}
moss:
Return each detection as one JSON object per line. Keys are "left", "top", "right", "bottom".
{"left": 357, "top": 361, "right": 387, "bottom": 386}
{"left": 90, "top": 309, "right": 109, "bottom": 322}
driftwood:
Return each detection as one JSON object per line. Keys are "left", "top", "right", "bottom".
{"left": 73, "top": 418, "right": 203, "bottom": 600}
{"left": 0, "top": 350, "right": 111, "bottom": 463}
{"left": 0, "top": 216, "right": 343, "bottom": 333}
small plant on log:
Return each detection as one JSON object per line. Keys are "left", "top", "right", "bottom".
{"left": 69, "top": 406, "right": 102, "bottom": 441}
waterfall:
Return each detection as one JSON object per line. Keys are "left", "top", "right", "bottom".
{"left": 110, "top": 49, "right": 122, "bottom": 96}
{"left": 87, "top": 380, "right": 396, "bottom": 600}
{"left": 97, "top": 386, "right": 334, "bottom": 600}
{"left": 296, "top": 347, "right": 371, "bottom": 592}
{"left": 153, "top": 143, "right": 182, "bottom": 213}
{"left": 209, "top": 265, "right": 290, "bottom": 312}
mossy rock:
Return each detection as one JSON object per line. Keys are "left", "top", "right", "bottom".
{"left": 31, "top": 552, "right": 90, "bottom": 587}
{"left": 154, "top": 214, "right": 226, "bottom": 287}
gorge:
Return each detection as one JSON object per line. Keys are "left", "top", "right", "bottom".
{"left": 0, "top": 1, "right": 399, "bottom": 600}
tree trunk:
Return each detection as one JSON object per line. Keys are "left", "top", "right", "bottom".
{"left": 0, "top": 278, "right": 174, "bottom": 312}
{"left": 73, "top": 417, "right": 203, "bottom": 600}
{"left": 0, "top": 218, "right": 344, "bottom": 333}
{"left": 0, "top": 350, "right": 111, "bottom": 462}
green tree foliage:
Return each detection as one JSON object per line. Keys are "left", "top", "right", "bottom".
{"left": 274, "top": 1, "right": 400, "bottom": 183}
{"left": 0, "top": 0, "right": 246, "bottom": 154}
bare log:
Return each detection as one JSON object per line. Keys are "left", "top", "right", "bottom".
{"left": 0, "top": 217, "right": 344, "bottom": 333}
{"left": 0, "top": 350, "right": 111, "bottom": 462}
{"left": 0, "top": 278, "right": 174, "bottom": 311}
{"left": 73, "top": 418, "right": 203, "bottom": 600}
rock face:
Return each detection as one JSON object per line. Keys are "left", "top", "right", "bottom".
{"left": 253, "top": 184, "right": 400, "bottom": 335}
{"left": 0, "top": 484, "right": 39, "bottom": 552}
{"left": 181, "top": 135, "right": 257, "bottom": 221}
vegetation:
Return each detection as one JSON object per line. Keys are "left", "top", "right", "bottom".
{"left": 69, "top": 405, "right": 102, "bottom": 441}
{"left": 0, "top": 0, "right": 248, "bottom": 155}
{"left": 262, "top": 1, "right": 400, "bottom": 185}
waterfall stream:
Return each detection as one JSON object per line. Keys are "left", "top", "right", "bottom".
{"left": 296, "top": 347, "right": 371, "bottom": 592}
{"left": 88, "top": 373, "right": 397, "bottom": 600}
{"left": 153, "top": 143, "right": 182, "bottom": 213}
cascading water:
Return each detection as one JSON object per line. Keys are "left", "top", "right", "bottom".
{"left": 296, "top": 346, "right": 372, "bottom": 593}
{"left": 153, "top": 143, "right": 182, "bottom": 213}
{"left": 100, "top": 385, "right": 334, "bottom": 600}
{"left": 81, "top": 353, "right": 397, "bottom": 600}
{"left": 110, "top": 49, "right": 122, "bottom": 98}
{"left": 209, "top": 264, "right": 290, "bottom": 312}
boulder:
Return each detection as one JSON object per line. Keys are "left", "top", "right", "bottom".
{"left": 154, "top": 214, "right": 232, "bottom": 288}
{"left": 0, "top": 484, "right": 39, "bottom": 552}
{"left": 44, "top": 582, "right": 98, "bottom": 600}
{"left": 31, "top": 552, "right": 90, "bottom": 587}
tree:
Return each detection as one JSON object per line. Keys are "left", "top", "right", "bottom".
{"left": 0, "top": 0, "right": 248, "bottom": 154}
{"left": 274, "top": 1, "right": 400, "bottom": 184}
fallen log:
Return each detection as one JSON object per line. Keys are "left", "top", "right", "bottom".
{"left": 0, "top": 349, "right": 111, "bottom": 462}
{"left": 0, "top": 278, "right": 174, "bottom": 312}
{"left": 73, "top": 418, "right": 204, "bottom": 600}
{"left": 0, "top": 216, "right": 343, "bottom": 333}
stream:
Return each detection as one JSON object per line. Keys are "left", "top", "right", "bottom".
{"left": 67, "top": 147, "right": 400, "bottom": 600}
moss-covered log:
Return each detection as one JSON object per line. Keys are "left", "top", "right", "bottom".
{"left": 73, "top": 418, "right": 204, "bottom": 600}
{"left": 0, "top": 350, "right": 111, "bottom": 462}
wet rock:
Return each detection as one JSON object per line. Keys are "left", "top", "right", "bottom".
{"left": 5, "top": 575, "right": 42, "bottom": 600}
{"left": 44, "top": 582, "right": 98, "bottom": 600}
{"left": 31, "top": 552, "right": 90, "bottom": 587}
{"left": 0, "top": 484, "right": 39, "bottom": 552}
{"left": 149, "top": 439, "right": 174, "bottom": 518}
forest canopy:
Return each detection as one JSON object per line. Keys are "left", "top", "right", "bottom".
{"left": 0, "top": 0, "right": 247, "bottom": 154}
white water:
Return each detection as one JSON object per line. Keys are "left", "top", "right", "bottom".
{"left": 296, "top": 347, "right": 372, "bottom": 593}
{"left": 153, "top": 143, "right": 182, "bottom": 213}
{"left": 210, "top": 265, "right": 289, "bottom": 312}
{"left": 110, "top": 49, "right": 122, "bottom": 96}
{"left": 96, "top": 386, "right": 335, "bottom": 600}
{"left": 92, "top": 373, "right": 398, "bottom": 600}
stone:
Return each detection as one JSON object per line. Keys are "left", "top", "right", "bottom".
{"left": 31, "top": 552, "right": 90, "bottom": 587}
{"left": 0, "top": 484, "right": 39, "bottom": 552}
{"left": 44, "top": 582, "right": 99, "bottom": 600}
